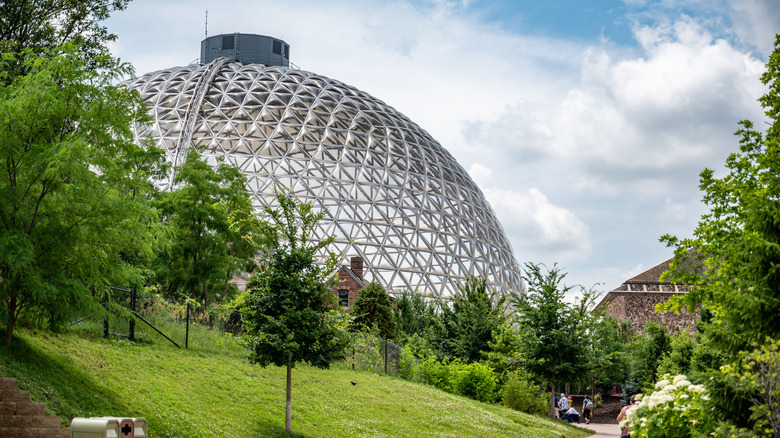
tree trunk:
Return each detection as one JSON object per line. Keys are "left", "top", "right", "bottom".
{"left": 5, "top": 294, "right": 17, "bottom": 346}
{"left": 549, "top": 375, "right": 557, "bottom": 418}
{"left": 222, "top": 274, "right": 230, "bottom": 301}
{"left": 286, "top": 356, "right": 292, "bottom": 432}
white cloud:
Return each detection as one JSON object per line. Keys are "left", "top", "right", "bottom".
{"left": 728, "top": 0, "right": 780, "bottom": 57}
{"left": 482, "top": 187, "right": 591, "bottom": 262}
{"left": 622, "top": 263, "right": 647, "bottom": 281}
{"left": 654, "top": 197, "right": 687, "bottom": 223}
{"left": 466, "top": 16, "right": 765, "bottom": 198}
{"left": 467, "top": 163, "right": 493, "bottom": 186}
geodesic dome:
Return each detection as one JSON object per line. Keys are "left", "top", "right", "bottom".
{"left": 125, "top": 58, "right": 524, "bottom": 298}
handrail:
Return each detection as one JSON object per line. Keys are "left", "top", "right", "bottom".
{"left": 167, "top": 56, "right": 233, "bottom": 189}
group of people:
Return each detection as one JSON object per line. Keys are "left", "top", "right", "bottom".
{"left": 553, "top": 391, "right": 638, "bottom": 436}
{"left": 554, "top": 393, "right": 594, "bottom": 424}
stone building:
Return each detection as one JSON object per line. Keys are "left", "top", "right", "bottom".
{"left": 595, "top": 258, "right": 697, "bottom": 333}
{"left": 333, "top": 257, "right": 366, "bottom": 309}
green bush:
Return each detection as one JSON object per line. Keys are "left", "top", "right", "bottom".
{"left": 419, "top": 356, "right": 452, "bottom": 391}
{"left": 501, "top": 370, "right": 546, "bottom": 414}
{"left": 399, "top": 344, "right": 421, "bottom": 381}
{"left": 450, "top": 361, "right": 497, "bottom": 403}
{"left": 593, "top": 393, "right": 603, "bottom": 408}
{"left": 413, "top": 355, "right": 497, "bottom": 403}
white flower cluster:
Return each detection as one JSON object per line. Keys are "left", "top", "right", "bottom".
{"left": 621, "top": 374, "right": 709, "bottom": 432}
{"left": 638, "top": 375, "right": 706, "bottom": 411}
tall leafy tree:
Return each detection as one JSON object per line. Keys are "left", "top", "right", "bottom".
{"left": 513, "top": 262, "right": 586, "bottom": 417}
{"left": 430, "top": 276, "right": 507, "bottom": 363}
{"left": 638, "top": 322, "right": 672, "bottom": 388}
{"left": 0, "top": 0, "right": 128, "bottom": 78}
{"left": 394, "top": 289, "right": 437, "bottom": 343}
{"left": 661, "top": 35, "right": 780, "bottom": 430}
{"left": 573, "top": 288, "right": 632, "bottom": 398}
{"left": 242, "top": 192, "right": 348, "bottom": 433}
{"left": 662, "top": 35, "right": 780, "bottom": 354}
{"left": 350, "top": 282, "right": 397, "bottom": 340}
{"left": 153, "top": 148, "right": 260, "bottom": 307}
{"left": 0, "top": 45, "right": 165, "bottom": 345}
{"left": 584, "top": 316, "right": 632, "bottom": 396}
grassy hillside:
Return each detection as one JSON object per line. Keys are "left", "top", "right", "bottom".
{"left": 0, "top": 323, "right": 590, "bottom": 438}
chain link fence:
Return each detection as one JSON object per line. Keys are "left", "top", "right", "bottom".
{"left": 345, "top": 333, "right": 406, "bottom": 376}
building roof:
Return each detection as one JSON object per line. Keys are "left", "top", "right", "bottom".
{"left": 337, "top": 265, "right": 365, "bottom": 289}
{"left": 625, "top": 258, "right": 673, "bottom": 283}
{"left": 595, "top": 257, "right": 689, "bottom": 310}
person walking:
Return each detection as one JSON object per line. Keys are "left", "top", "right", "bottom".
{"left": 582, "top": 395, "right": 594, "bottom": 425}
{"left": 617, "top": 394, "right": 638, "bottom": 437}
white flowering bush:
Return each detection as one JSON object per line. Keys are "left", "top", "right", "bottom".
{"left": 623, "top": 374, "right": 715, "bottom": 437}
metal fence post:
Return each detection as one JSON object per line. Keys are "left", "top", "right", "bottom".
{"left": 129, "top": 289, "right": 136, "bottom": 341}
{"left": 185, "top": 301, "right": 190, "bottom": 350}
{"left": 103, "top": 292, "right": 109, "bottom": 339}
{"left": 384, "top": 339, "right": 388, "bottom": 375}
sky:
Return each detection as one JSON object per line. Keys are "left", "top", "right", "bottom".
{"left": 105, "top": 0, "right": 779, "bottom": 299}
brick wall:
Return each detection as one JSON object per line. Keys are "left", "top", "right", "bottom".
{"left": 333, "top": 256, "right": 365, "bottom": 309}
{"left": 602, "top": 292, "right": 696, "bottom": 333}
{"left": 0, "top": 367, "right": 69, "bottom": 438}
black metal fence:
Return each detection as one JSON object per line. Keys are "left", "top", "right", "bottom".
{"left": 73, "top": 289, "right": 410, "bottom": 373}
{"left": 346, "top": 333, "right": 404, "bottom": 377}
{"left": 70, "top": 288, "right": 241, "bottom": 349}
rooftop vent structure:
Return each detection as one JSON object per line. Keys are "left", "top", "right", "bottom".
{"left": 201, "top": 33, "right": 289, "bottom": 66}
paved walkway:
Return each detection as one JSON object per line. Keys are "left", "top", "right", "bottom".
{"left": 572, "top": 422, "right": 622, "bottom": 437}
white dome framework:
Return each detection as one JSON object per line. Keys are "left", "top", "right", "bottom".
{"left": 126, "top": 59, "right": 524, "bottom": 298}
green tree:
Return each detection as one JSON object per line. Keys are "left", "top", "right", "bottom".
{"left": 569, "top": 286, "right": 625, "bottom": 397}
{"left": 662, "top": 35, "right": 780, "bottom": 355}
{"left": 0, "top": 0, "right": 128, "bottom": 78}
{"left": 0, "top": 45, "right": 165, "bottom": 345}
{"left": 242, "top": 192, "right": 348, "bottom": 433}
{"left": 153, "top": 148, "right": 261, "bottom": 308}
{"left": 394, "top": 289, "right": 437, "bottom": 343}
{"left": 350, "top": 282, "right": 397, "bottom": 340}
{"left": 583, "top": 315, "right": 632, "bottom": 398}
{"left": 641, "top": 322, "right": 672, "bottom": 388}
{"left": 721, "top": 340, "right": 780, "bottom": 437}
{"left": 430, "top": 276, "right": 507, "bottom": 364}
{"left": 657, "top": 331, "right": 696, "bottom": 377}
{"left": 485, "top": 320, "right": 525, "bottom": 382}
{"left": 513, "top": 262, "right": 587, "bottom": 417}
{"left": 661, "top": 35, "right": 780, "bottom": 431}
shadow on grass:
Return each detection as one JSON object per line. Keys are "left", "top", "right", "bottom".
{"left": 251, "top": 419, "right": 316, "bottom": 438}
{"left": 0, "top": 330, "right": 134, "bottom": 426}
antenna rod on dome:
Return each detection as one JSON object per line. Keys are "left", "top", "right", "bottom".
{"left": 205, "top": 10, "right": 208, "bottom": 38}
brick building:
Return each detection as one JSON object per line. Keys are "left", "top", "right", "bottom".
{"left": 595, "top": 258, "right": 697, "bottom": 333}
{"left": 333, "top": 256, "right": 366, "bottom": 309}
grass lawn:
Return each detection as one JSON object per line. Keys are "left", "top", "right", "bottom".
{"left": 0, "top": 321, "right": 591, "bottom": 438}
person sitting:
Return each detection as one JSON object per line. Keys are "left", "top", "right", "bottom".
{"left": 563, "top": 406, "right": 581, "bottom": 423}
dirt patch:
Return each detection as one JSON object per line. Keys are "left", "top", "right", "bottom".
{"left": 567, "top": 394, "right": 624, "bottom": 424}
